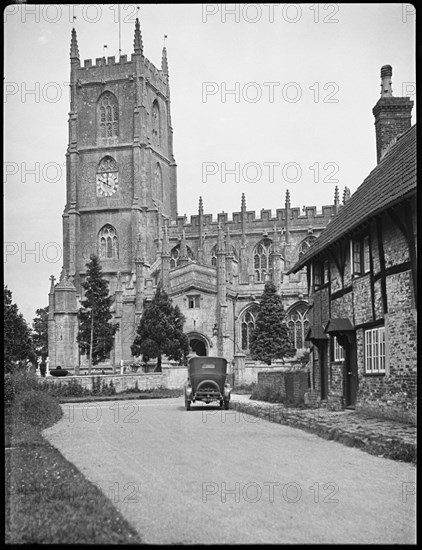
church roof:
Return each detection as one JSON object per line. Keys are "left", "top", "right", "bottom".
{"left": 288, "top": 124, "right": 416, "bottom": 273}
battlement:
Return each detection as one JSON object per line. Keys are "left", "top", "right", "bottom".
{"left": 77, "top": 54, "right": 167, "bottom": 91}
{"left": 172, "top": 203, "right": 337, "bottom": 234}
{"left": 81, "top": 55, "right": 131, "bottom": 70}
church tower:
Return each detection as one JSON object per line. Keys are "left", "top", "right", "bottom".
{"left": 63, "top": 19, "right": 177, "bottom": 290}
{"left": 51, "top": 20, "right": 177, "bottom": 368}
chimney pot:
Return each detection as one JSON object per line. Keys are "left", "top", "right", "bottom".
{"left": 380, "top": 65, "right": 392, "bottom": 78}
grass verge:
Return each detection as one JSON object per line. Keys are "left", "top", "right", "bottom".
{"left": 57, "top": 387, "right": 183, "bottom": 403}
{"left": 5, "top": 372, "right": 143, "bottom": 544}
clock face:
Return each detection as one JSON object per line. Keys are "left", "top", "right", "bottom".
{"left": 96, "top": 172, "right": 118, "bottom": 197}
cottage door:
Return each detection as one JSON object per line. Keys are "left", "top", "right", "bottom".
{"left": 342, "top": 334, "right": 358, "bottom": 407}
{"left": 320, "top": 342, "right": 329, "bottom": 401}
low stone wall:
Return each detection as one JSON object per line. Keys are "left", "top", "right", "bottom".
{"left": 257, "top": 369, "right": 310, "bottom": 405}
{"left": 356, "top": 375, "right": 416, "bottom": 425}
{"left": 233, "top": 355, "right": 304, "bottom": 386}
{"left": 38, "top": 365, "right": 188, "bottom": 393}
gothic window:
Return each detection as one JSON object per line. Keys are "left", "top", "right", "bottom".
{"left": 154, "top": 163, "right": 163, "bottom": 202}
{"left": 98, "top": 225, "right": 119, "bottom": 260}
{"left": 170, "top": 244, "right": 194, "bottom": 268}
{"left": 210, "top": 244, "right": 238, "bottom": 266}
{"left": 241, "top": 309, "right": 257, "bottom": 351}
{"left": 298, "top": 236, "right": 317, "bottom": 259}
{"left": 286, "top": 302, "right": 310, "bottom": 350}
{"left": 152, "top": 100, "right": 160, "bottom": 147}
{"left": 211, "top": 249, "right": 217, "bottom": 267}
{"left": 188, "top": 295, "right": 200, "bottom": 309}
{"left": 98, "top": 92, "right": 119, "bottom": 138}
{"left": 97, "top": 156, "right": 118, "bottom": 173}
{"left": 253, "top": 238, "right": 273, "bottom": 282}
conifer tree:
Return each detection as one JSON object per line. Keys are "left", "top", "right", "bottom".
{"left": 249, "top": 281, "right": 296, "bottom": 364}
{"left": 131, "top": 285, "right": 189, "bottom": 371}
{"left": 77, "top": 255, "right": 117, "bottom": 372}
{"left": 32, "top": 306, "right": 49, "bottom": 361}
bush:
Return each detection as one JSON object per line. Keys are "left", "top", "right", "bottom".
{"left": 100, "top": 379, "right": 116, "bottom": 396}
{"left": 49, "top": 378, "right": 89, "bottom": 398}
{"left": 251, "top": 383, "right": 284, "bottom": 403}
{"left": 11, "top": 389, "right": 62, "bottom": 428}
{"left": 4, "top": 370, "right": 42, "bottom": 406}
{"left": 233, "top": 383, "right": 256, "bottom": 394}
{"left": 4, "top": 374, "right": 15, "bottom": 405}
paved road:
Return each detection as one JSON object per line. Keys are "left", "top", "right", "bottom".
{"left": 44, "top": 398, "right": 416, "bottom": 544}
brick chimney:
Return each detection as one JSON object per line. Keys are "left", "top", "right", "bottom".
{"left": 372, "top": 65, "right": 414, "bottom": 163}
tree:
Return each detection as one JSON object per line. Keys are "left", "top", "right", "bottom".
{"left": 32, "top": 306, "right": 49, "bottom": 361}
{"left": 77, "top": 255, "right": 117, "bottom": 372}
{"left": 131, "top": 285, "right": 189, "bottom": 371}
{"left": 249, "top": 281, "right": 296, "bottom": 364}
{"left": 4, "top": 285, "right": 36, "bottom": 372}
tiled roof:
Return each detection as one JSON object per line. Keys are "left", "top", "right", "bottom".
{"left": 289, "top": 124, "right": 416, "bottom": 273}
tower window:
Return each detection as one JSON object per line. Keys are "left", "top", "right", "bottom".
{"left": 154, "top": 163, "right": 163, "bottom": 202}
{"left": 98, "top": 225, "right": 118, "bottom": 260}
{"left": 152, "top": 100, "right": 161, "bottom": 147}
{"left": 98, "top": 92, "right": 119, "bottom": 138}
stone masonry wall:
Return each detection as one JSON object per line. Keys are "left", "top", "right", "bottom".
{"left": 257, "top": 370, "right": 309, "bottom": 405}
{"left": 39, "top": 365, "right": 188, "bottom": 393}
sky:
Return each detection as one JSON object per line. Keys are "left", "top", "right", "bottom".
{"left": 4, "top": 3, "right": 416, "bottom": 323}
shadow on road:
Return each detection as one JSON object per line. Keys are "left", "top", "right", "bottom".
{"left": 176, "top": 404, "right": 224, "bottom": 412}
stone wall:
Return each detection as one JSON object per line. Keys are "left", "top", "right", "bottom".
{"left": 256, "top": 369, "right": 310, "bottom": 405}
{"left": 233, "top": 355, "right": 304, "bottom": 386}
{"left": 39, "top": 364, "right": 188, "bottom": 393}
{"left": 356, "top": 373, "right": 416, "bottom": 425}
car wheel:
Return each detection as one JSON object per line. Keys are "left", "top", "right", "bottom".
{"left": 219, "top": 399, "right": 224, "bottom": 408}
{"left": 224, "top": 400, "right": 230, "bottom": 410}
{"left": 185, "top": 399, "right": 191, "bottom": 411}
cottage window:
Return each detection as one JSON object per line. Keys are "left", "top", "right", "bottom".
{"left": 352, "top": 240, "right": 361, "bottom": 275}
{"left": 364, "top": 326, "right": 385, "bottom": 374}
{"left": 313, "top": 262, "right": 324, "bottom": 288}
{"left": 363, "top": 236, "right": 370, "bottom": 274}
{"left": 351, "top": 235, "right": 370, "bottom": 276}
{"left": 333, "top": 336, "right": 345, "bottom": 362}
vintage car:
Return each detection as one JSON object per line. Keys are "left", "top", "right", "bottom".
{"left": 184, "top": 356, "right": 231, "bottom": 410}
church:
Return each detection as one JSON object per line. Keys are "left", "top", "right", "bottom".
{"left": 47, "top": 19, "right": 343, "bottom": 370}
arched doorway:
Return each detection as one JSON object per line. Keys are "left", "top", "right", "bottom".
{"left": 189, "top": 338, "right": 207, "bottom": 356}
